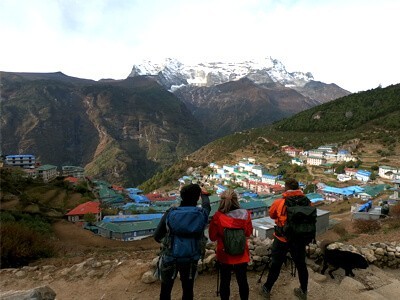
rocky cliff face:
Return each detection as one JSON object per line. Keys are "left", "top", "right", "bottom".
{"left": 0, "top": 72, "right": 205, "bottom": 185}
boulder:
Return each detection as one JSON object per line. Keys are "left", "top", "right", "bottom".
{"left": 0, "top": 285, "right": 56, "bottom": 300}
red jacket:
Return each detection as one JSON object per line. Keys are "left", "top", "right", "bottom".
{"left": 209, "top": 209, "right": 253, "bottom": 265}
{"left": 269, "top": 189, "right": 308, "bottom": 243}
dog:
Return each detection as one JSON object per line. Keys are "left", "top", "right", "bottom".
{"left": 320, "top": 240, "right": 369, "bottom": 279}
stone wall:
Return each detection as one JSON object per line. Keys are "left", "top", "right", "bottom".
{"left": 143, "top": 237, "right": 400, "bottom": 283}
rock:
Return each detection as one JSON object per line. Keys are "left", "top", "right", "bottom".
{"left": 14, "top": 271, "right": 26, "bottom": 278}
{"left": 0, "top": 285, "right": 56, "bottom": 300}
{"left": 22, "top": 266, "right": 38, "bottom": 272}
{"left": 58, "top": 267, "right": 71, "bottom": 277}
{"left": 141, "top": 270, "right": 157, "bottom": 284}
{"left": 252, "top": 255, "right": 262, "bottom": 262}
{"left": 150, "top": 256, "right": 160, "bottom": 268}
{"left": 205, "top": 249, "right": 215, "bottom": 256}
{"left": 42, "top": 274, "right": 53, "bottom": 281}
{"left": 203, "top": 253, "right": 216, "bottom": 265}
{"left": 84, "top": 258, "right": 95, "bottom": 266}
{"left": 339, "top": 276, "right": 366, "bottom": 291}
{"left": 366, "top": 254, "right": 377, "bottom": 263}
{"left": 254, "top": 245, "right": 269, "bottom": 256}
{"left": 311, "top": 272, "right": 328, "bottom": 283}
{"left": 87, "top": 269, "right": 103, "bottom": 278}
{"left": 41, "top": 265, "right": 56, "bottom": 272}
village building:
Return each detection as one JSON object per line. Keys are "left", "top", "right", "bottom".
{"left": 337, "top": 174, "right": 352, "bottom": 182}
{"left": 96, "top": 219, "right": 160, "bottom": 241}
{"left": 306, "top": 156, "right": 327, "bottom": 166}
{"left": 337, "top": 149, "right": 355, "bottom": 162}
{"left": 308, "top": 149, "right": 325, "bottom": 158}
{"left": 37, "top": 164, "right": 58, "bottom": 182}
{"left": 291, "top": 157, "right": 304, "bottom": 166}
{"left": 252, "top": 209, "right": 330, "bottom": 239}
{"left": 379, "top": 165, "right": 400, "bottom": 179}
{"left": 318, "top": 144, "right": 337, "bottom": 153}
{"left": 355, "top": 169, "right": 371, "bottom": 182}
{"left": 222, "top": 164, "right": 237, "bottom": 174}
{"left": 390, "top": 179, "right": 400, "bottom": 201}
{"left": 261, "top": 174, "right": 279, "bottom": 185}
{"left": 282, "top": 146, "right": 303, "bottom": 157}
{"left": 64, "top": 176, "right": 79, "bottom": 185}
{"left": 61, "top": 166, "right": 85, "bottom": 178}
{"left": 5, "top": 154, "right": 36, "bottom": 168}
{"left": 66, "top": 201, "right": 102, "bottom": 223}
{"left": 344, "top": 168, "right": 358, "bottom": 177}
{"left": 251, "top": 165, "right": 265, "bottom": 177}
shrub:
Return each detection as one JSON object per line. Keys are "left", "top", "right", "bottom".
{"left": 332, "top": 223, "right": 347, "bottom": 236}
{"left": 0, "top": 222, "right": 55, "bottom": 268}
{"left": 390, "top": 203, "right": 400, "bottom": 218}
{"left": 353, "top": 219, "right": 381, "bottom": 234}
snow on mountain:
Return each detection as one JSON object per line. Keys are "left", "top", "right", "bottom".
{"left": 128, "top": 57, "right": 314, "bottom": 91}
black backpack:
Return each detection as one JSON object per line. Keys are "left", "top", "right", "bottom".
{"left": 283, "top": 195, "right": 317, "bottom": 244}
{"left": 223, "top": 228, "right": 246, "bottom": 256}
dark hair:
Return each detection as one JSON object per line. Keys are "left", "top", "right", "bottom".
{"left": 180, "top": 184, "right": 201, "bottom": 206}
{"left": 284, "top": 178, "right": 299, "bottom": 190}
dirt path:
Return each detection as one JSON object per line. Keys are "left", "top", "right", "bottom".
{"left": 2, "top": 256, "right": 400, "bottom": 300}
{"left": 2, "top": 217, "right": 400, "bottom": 299}
{"left": 44, "top": 220, "right": 159, "bottom": 267}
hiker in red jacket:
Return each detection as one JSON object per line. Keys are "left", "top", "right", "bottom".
{"left": 209, "top": 189, "right": 253, "bottom": 300}
{"left": 260, "top": 178, "right": 311, "bottom": 300}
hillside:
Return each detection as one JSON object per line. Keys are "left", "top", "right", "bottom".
{"left": 0, "top": 72, "right": 206, "bottom": 186}
{"left": 139, "top": 84, "right": 400, "bottom": 190}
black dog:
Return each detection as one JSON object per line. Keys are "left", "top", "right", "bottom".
{"left": 320, "top": 242, "right": 369, "bottom": 279}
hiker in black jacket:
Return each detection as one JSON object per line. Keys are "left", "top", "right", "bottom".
{"left": 154, "top": 183, "right": 211, "bottom": 300}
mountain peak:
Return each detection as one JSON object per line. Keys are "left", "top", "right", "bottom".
{"left": 128, "top": 57, "right": 314, "bottom": 91}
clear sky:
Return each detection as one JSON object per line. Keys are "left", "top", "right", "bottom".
{"left": 1, "top": 0, "right": 399, "bottom": 92}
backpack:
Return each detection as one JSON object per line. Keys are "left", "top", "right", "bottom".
{"left": 162, "top": 206, "right": 208, "bottom": 264}
{"left": 223, "top": 228, "right": 246, "bottom": 256}
{"left": 283, "top": 195, "right": 317, "bottom": 244}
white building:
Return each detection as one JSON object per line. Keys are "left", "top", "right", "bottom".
{"left": 5, "top": 154, "right": 35, "bottom": 168}
{"left": 222, "top": 164, "right": 237, "bottom": 174}
{"left": 379, "top": 166, "right": 400, "bottom": 179}
{"left": 355, "top": 170, "right": 371, "bottom": 182}
{"left": 62, "top": 166, "right": 85, "bottom": 178}
{"left": 291, "top": 158, "right": 304, "bottom": 166}
{"left": 308, "top": 149, "right": 325, "bottom": 158}
{"left": 37, "top": 164, "right": 58, "bottom": 182}
{"left": 307, "top": 156, "right": 327, "bottom": 166}
{"left": 262, "top": 174, "right": 278, "bottom": 185}
{"left": 251, "top": 165, "right": 264, "bottom": 177}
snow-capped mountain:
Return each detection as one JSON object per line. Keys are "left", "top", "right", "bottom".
{"left": 128, "top": 57, "right": 350, "bottom": 140}
{"left": 128, "top": 57, "right": 314, "bottom": 91}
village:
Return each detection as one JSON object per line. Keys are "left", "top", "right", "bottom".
{"left": 2, "top": 143, "right": 400, "bottom": 243}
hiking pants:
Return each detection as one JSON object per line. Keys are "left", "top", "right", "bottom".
{"left": 219, "top": 262, "right": 249, "bottom": 300}
{"left": 263, "top": 237, "right": 308, "bottom": 293}
{"left": 160, "top": 262, "right": 197, "bottom": 300}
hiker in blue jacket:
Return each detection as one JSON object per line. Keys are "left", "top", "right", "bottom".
{"left": 154, "top": 183, "right": 211, "bottom": 300}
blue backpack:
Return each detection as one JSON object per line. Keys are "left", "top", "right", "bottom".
{"left": 162, "top": 206, "right": 208, "bottom": 264}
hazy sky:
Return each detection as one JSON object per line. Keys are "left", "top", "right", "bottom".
{"left": 1, "top": 0, "right": 399, "bottom": 92}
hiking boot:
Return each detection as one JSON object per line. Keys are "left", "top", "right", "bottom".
{"left": 294, "top": 287, "right": 307, "bottom": 300}
{"left": 259, "top": 285, "right": 271, "bottom": 300}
